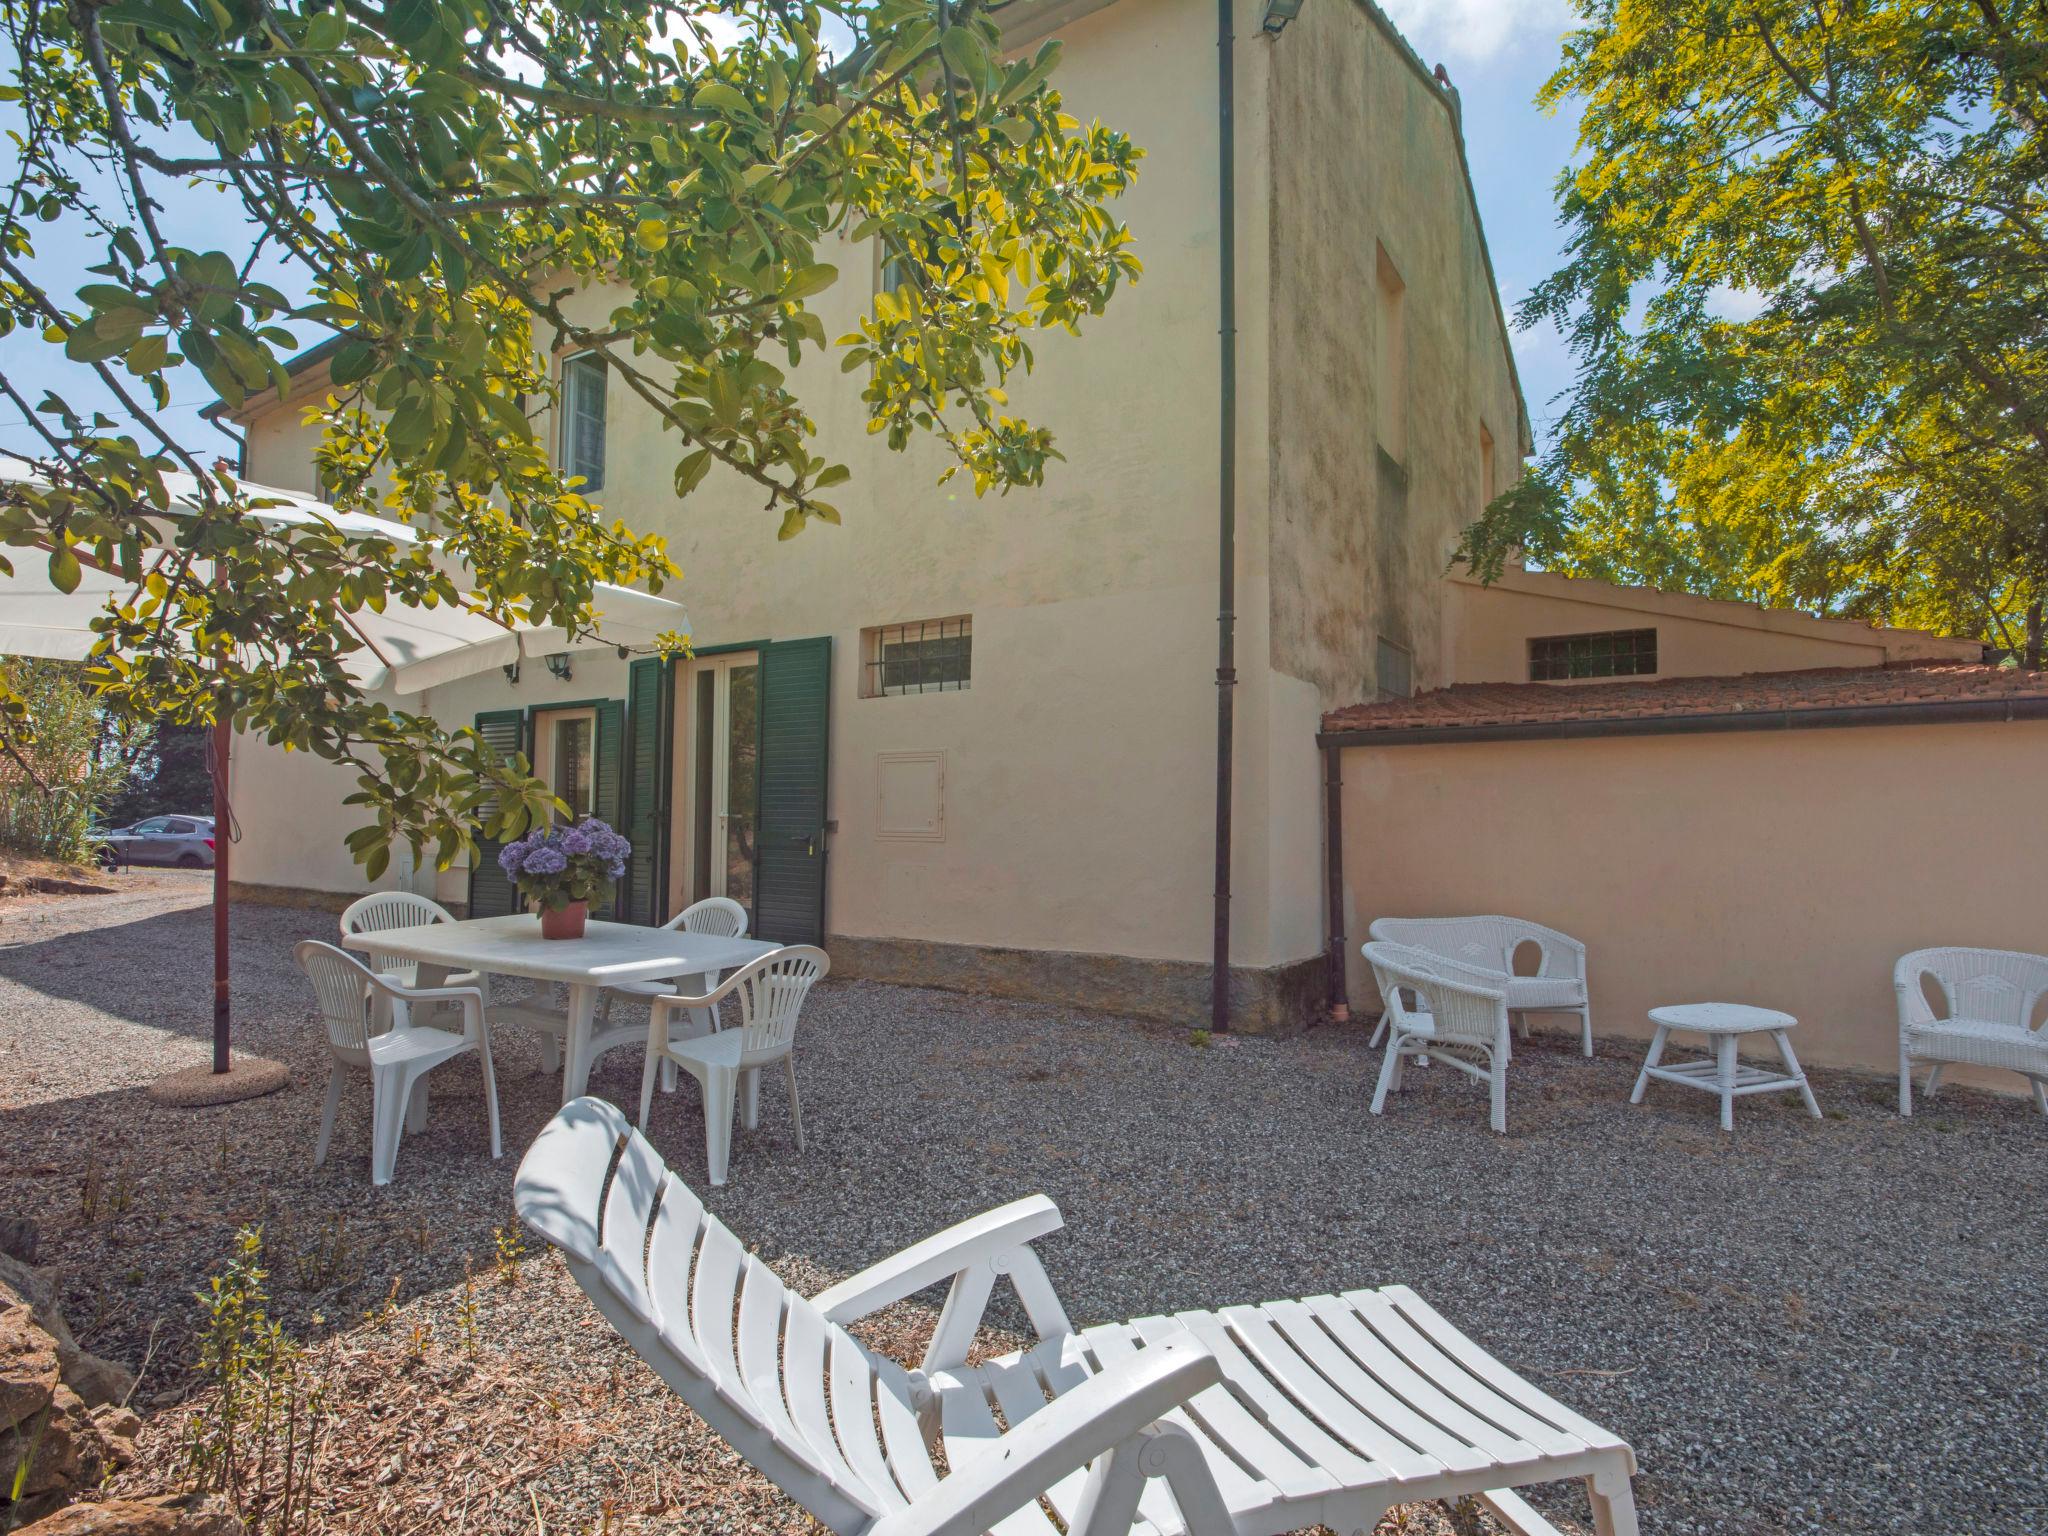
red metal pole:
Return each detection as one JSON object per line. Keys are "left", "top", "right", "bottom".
{"left": 212, "top": 708, "right": 230, "bottom": 1073}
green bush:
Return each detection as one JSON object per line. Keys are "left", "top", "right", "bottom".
{"left": 0, "top": 659, "right": 150, "bottom": 864}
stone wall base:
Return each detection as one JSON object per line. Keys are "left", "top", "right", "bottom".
{"left": 227, "top": 884, "right": 1328, "bottom": 1033}
{"left": 826, "top": 934, "right": 1328, "bottom": 1036}
{"left": 227, "top": 881, "right": 359, "bottom": 915}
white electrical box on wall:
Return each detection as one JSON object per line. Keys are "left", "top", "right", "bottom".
{"left": 875, "top": 751, "right": 945, "bottom": 842}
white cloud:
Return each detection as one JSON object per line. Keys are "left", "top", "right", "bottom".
{"left": 1374, "top": 0, "right": 1572, "bottom": 68}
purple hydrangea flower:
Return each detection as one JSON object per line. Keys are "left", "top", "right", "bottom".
{"left": 561, "top": 826, "right": 594, "bottom": 855}
{"left": 498, "top": 843, "right": 523, "bottom": 875}
{"left": 526, "top": 846, "right": 569, "bottom": 875}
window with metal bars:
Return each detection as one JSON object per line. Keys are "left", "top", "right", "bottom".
{"left": 863, "top": 616, "right": 971, "bottom": 697}
{"left": 1528, "top": 628, "right": 1658, "bottom": 680}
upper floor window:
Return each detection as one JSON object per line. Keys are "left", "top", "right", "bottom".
{"left": 560, "top": 351, "right": 607, "bottom": 491}
{"left": 1375, "top": 636, "right": 1413, "bottom": 700}
{"left": 1375, "top": 242, "right": 1407, "bottom": 464}
{"left": 1529, "top": 628, "right": 1658, "bottom": 681}
{"left": 862, "top": 616, "right": 971, "bottom": 697}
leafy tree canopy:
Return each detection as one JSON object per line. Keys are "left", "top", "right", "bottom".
{"left": 0, "top": 0, "right": 1141, "bottom": 876}
{"left": 1462, "top": 0, "right": 2047, "bottom": 654}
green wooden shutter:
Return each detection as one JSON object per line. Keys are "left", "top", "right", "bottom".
{"left": 468, "top": 707, "right": 530, "bottom": 917}
{"left": 622, "top": 657, "right": 669, "bottom": 925}
{"left": 755, "top": 637, "right": 831, "bottom": 945}
{"left": 593, "top": 698, "right": 625, "bottom": 918}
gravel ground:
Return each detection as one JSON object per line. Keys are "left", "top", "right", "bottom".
{"left": 1, "top": 876, "right": 2044, "bottom": 1536}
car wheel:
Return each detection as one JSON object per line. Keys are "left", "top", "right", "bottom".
{"left": 177, "top": 853, "right": 204, "bottom": 868}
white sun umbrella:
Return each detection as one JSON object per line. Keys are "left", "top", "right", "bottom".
{"left": 0, "top": 456, "right": 686, "bottom": 1089}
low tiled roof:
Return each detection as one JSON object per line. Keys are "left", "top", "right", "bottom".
{"left": 1321, "top": 662, "right": 2048, "bottom": 737}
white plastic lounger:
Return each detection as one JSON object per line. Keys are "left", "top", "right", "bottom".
{"left": 514, "top": 1098, "right": 1641, "bottom": 1536}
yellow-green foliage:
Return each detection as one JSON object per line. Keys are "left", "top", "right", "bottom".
{"left": 1461, "top": 0, "right": 2048, "bottom": 647}
{"left": 0, "top": 0, "right": 1143, "bottom": 873}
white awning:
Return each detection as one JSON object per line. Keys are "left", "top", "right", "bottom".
{"left": 0, "top": 458, "right": 687, "bottom": 695}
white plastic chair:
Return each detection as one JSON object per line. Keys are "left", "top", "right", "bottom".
{"left": 599, "top": 897, "right": 753, "bottom": 1091}
{"left": 1368, "top": 915, "right": 1592, "bottom": 1056}
{"left": 604, "top": 896, "right": 750, "bottom": 1014}
{"left": 294, "top": 939, "right": 502, "bottom": 1186}
{"left": 1363, "top": 940, "right": 1514, "bottom": 1134}
{"left": 513, "top": 1096, "right": 1643, "bottom": 1536}
{"left": 638, "top": 944, "right": 828, "bottom": 1184}
{"left": 341, "top": 890, "right": 561, "bottom": 1070}
{"left": 340, "top": 891, "right": 478, "bottom": 991}
{"left": 1895, "top": 946, "right": 2048, "bottom": 1116}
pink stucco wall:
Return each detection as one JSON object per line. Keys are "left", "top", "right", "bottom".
{"left": 1340, "top": 718, "right": 2048, "bottom": 1093}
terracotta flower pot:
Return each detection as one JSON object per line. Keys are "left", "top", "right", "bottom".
{"left": 540, "top": 899, "right": 589, "bottom": 940}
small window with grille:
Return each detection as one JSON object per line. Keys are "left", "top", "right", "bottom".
{"left": 1528, "top": 628, "right": 1658, "bottom": 681}
{"left": 862, "top": 616, "right": 971, "bottom": 697}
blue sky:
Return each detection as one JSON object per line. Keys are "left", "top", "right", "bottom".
{"left": 0, "top": 0, "right": 1583, "bottom": 469}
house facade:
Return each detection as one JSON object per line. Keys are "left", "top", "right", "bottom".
{"left": 225, "top": 0, "right": 1532, "bottom": 1028}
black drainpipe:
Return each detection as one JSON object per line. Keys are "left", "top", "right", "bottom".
{"left": 1210, "top": 0, "right": 1239, "bottom": 1032}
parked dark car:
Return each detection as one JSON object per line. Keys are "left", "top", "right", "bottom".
{"left": 95, "top": 815, "right": 216, "bottom": 869}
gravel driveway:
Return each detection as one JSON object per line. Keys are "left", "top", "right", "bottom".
{"left": 1, "top": 878, "right": 2042, "bottom": 1535}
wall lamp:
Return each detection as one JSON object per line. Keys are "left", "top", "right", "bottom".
{"left": 544, "top": 652, "right": 575, "bottom": 682}
{"left": 1261, "top": 0, "right": 1305, "bottom": 33}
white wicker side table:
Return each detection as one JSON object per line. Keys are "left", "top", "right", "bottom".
{"left": 1631, "top": 1002, "right": 1822, "bottom": 1132}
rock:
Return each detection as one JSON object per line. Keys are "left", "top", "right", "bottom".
{"left": 89, "top": 1405, "right": 140, "bottom": 1442}
{"left": 0, "top": 1252, "right": 78, "bottom": 1356}
{"left": 6, "top": 1384, "right": 109, "bottom": 1500}
{"left": 0, "top": 1251, "right": 140, "bottom": 1408}
{"left": 14, "top": 1495, "right": 246, "bottom": 1535}
{"left": 0, "top": 1215, "right": 38, "bottom": 1266}
{"left": 0, "top": 1299, "right": 60, "bottom": 1431}
{"left": 61, "top": 1351, "right": 134, "bottom": 1411}
{"left": 88, "top": 1405, "right": 140, "bottom": 1468}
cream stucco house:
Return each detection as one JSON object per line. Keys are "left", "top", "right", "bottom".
{"left": 220, "top": 0, "right": 1998, "bottom": 1048}
{"left": 224, "top": 0, "right": 1534, "bottom": 1028}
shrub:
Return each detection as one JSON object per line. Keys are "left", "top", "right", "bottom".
{"left": 184, "top": 1228, "right": 326, "bottom": 1536}
{"left": 0, "top": 660, "right": 151, "bottom": 863}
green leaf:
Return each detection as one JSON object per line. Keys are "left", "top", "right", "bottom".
{"left": 328, "top": 339, "right": 378, "bottom": 385}
{"left": 940, "top": 25, "right": 992, "bottom": 90}
{"left": 635, "top": 218, "right": 670, "bottom": 252}
{"left": 47, "top": 544, "right": 81, "bottom": 594}
{"left": 674, "top": 446, "right": 713, "bottom": 495}
{"left": 693, "top": 82, "right": 751, "bottom": 116}
{"left": 779, "top": 263, "right": 838, "bottom": 301}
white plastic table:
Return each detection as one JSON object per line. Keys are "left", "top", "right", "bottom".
{"left": 342, "top": 914, "right": 779, "bottom": 1106}
{"left": 1631, "top": 1002, "right": 1821, "bottom": 1131}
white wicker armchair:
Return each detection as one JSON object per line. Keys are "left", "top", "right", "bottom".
{"left": 1362, "top": 941, "right": 1515, "bottom": 1133}
{"left": 1894, "top": 947, "right": 2048, "bottom": 1116}
{"left": 1368, "top": 915, "right": 1592, "bottom": 1056}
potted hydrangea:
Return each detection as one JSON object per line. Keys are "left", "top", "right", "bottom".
{"left": 497, "top": 818, "right": 631, "bottom": 939}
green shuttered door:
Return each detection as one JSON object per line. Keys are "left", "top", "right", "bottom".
{"left": 468, "top": 708, "right": 529, "bottom": 917}
{"left": 755, "top": 637, "right": 830, "bottom": 945}
{"left": 622, "top": 657, "right": 669, "bottom": 924}
{"left": 592, "top": 698, "right": 625, "bottom": 918}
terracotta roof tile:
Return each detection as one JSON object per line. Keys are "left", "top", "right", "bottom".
{"left": 1321, "top": 662, "right": 2048, "bottom": 736}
